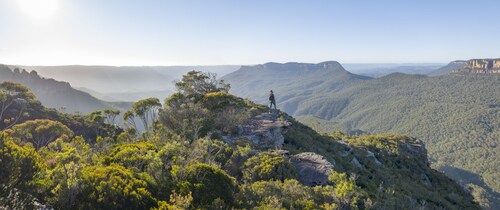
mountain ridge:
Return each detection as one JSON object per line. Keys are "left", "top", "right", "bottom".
{"left": 428, "top": 60, "right": 466, "bottom": 76}
{"left": 0, "top": 65, "right": 129, "bottom": 114}
{"left": 16, "top": 65, "right": 241, "bottom": 101}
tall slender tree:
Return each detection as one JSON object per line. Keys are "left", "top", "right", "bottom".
{"left": 132, "top": 98, "right": 161, "bottom": 134}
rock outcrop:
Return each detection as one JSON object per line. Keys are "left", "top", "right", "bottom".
{"left": 221, "top": 113, "right": 291, "bottom": 149}
{"left": 454, "top": 59, "right": 500, "bottom": 74}
{"left": 290, "top": 152, "right": 334, "bottom": 186}
{"left": 366, "top": 150, "right": 382, "bottom": 165}
{"left": 221, "top": 112, "right": 335, "bottom": 186}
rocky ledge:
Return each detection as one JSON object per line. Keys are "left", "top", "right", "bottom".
{"left": 221, "top": 112, "right": 291, "bottom": 149}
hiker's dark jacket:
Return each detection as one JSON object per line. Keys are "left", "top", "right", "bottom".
{"left": 269, "top": 93, "right": 275, "bottom": 101}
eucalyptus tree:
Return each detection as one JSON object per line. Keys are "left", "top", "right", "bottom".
{"left": 103, "top": 109, "right": 120, "bottom": 125}
{"left": 132, "top": 97, "right": 161, "bottom": 134}
{"left": 6, "top": 119, "right": 74, "bottom": 150}
{"left": 0, "top": 82, "right": 35, "bottom": 130}
{"left": 123, "top": 110, "right": 137, "bottom": 131}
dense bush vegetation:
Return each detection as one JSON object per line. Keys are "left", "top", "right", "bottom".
{"left": 0, "top": 72, "right": 480, "bottom": 209}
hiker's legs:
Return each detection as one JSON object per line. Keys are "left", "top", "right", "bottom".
{"left": 271, "top": 100, "right": 277, "bottom": 110}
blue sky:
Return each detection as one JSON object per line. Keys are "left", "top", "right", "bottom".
{"left": 0, "top": 0, "right": 499, "bottom": 65}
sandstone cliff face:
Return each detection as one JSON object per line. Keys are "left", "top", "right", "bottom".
{"left": 455, "top": 59, "right": 500, "bottom": 74}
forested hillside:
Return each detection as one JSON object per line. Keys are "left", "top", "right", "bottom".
{"left": 0, "top": 65, "right": 129, "bottom": 114}
{"left": 0, "top": 71, "right": 479, "bottom": 209}
{"left": 222, "top": 61, "right": 370, "bottom": 113}
{"left": 224, "top": 61, "right": 500, "bottom": 209}
{"left": 428, "top": 61, "right": 466, "bottom": 76}
{"left": 296, "top": 74, "right": 500, "bottom": 207}
{"left": 343, "top": 63, "right": 444, "bottom": 78}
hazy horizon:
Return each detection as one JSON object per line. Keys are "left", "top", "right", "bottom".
{"left": 1, "top": 0, "right": 499, "bottom": 66}
{"left": 6, "top": 61, "right": 448, "bottom": 67}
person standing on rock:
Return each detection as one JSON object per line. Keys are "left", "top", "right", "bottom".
{"left": 269, "top": 90, "right": 277, "bottom": 112}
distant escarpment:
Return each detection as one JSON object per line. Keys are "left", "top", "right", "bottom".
{"left": 0, "top": 65, "right": 129, "bottom": 114}
{"left": 454, "top": 59, "right": 500, "bottom": 74}
{"left": 428, "top": 60, "right": 466, "bottom": 76}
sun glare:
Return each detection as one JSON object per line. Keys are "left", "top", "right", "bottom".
{"left": 18, "top": 0, "right": 58, "bottom": 19}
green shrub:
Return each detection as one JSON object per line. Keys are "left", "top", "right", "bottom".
{"left": 79, "top": 164, "right": 157, "bottom": 210}
{"left": 175, "top": 163, "right": 236, "bottom": 208}
{"left": 242, "top": 151, "right": 298, "bottom": 182}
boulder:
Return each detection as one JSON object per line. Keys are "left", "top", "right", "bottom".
{"left": 351, "top": 157, "right": 362, "bottom": 168}
{"left": 290, "top": 152, "right": 334, "bottom": 186}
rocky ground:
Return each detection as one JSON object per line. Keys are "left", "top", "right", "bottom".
{"left": 221, "top": 111, "right": 335, "bottom": 186}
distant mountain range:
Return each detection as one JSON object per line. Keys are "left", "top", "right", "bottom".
{"left": 223, "top": 60, "right": 500, "bottom": 209}
{"left": 344, "top": 63, "right": 445, "bottom": 77}
{"left": 0, "top": 65, "right": 129, "bottom": 114}
{"left": 17, "top": 65, "right": 241, "bottom": 101}
{"left": 15, "top": 63, "right": 454, "bottom": 102}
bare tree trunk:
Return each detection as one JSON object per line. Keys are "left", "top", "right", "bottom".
{"left": 4, "top": 106, "right": 25, "bottom": 130}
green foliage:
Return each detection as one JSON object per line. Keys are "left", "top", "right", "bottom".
{"left": 0, "top": 81, "right": 36, "bottom": 102}
{"left": 159, "top": 94, "right": 211, "bottom": 141}
{"left": 37, "top": 136, "right": 89, "bottom": 209}
{"left": 240, "top": 179, "right": 314, "bottom": 209}
{"left": 188, "top": 138, "right": 233, "bottom": 166}
{"left": 201, "top": 92, "right": 253, "bottom": 134}
{"left": 201, "top": 91, "right": 246, "bottom": 111}
{"left": 6, "top": 119, "right": 74, "bottom": 150}
{"left": 116, "top": 127, "right": 138, "bottom": 143}
{"left": 283, "top": 117, "right": 343, "bottom": 156}
{"left": 131, "top": 97, "right": 161, "bottom": 134}
{"left": 103, "top": 142, "right": 156, "bottom": 171}
{"left": 328, "top": 171, "right": 363, "bottom": 209}
{"left": 103, "top": 109, "right": 120, "bottom": 124}
{"left": 155, "top": 191, "right": 193, "bottom": 210}
{"left": 174, "top": 163, "right": 236, "bottom": 208}
{"left": 242, "top": 151, "right": 298, "bottom": 182}
{"left": 146, "top": 141, "right": 186, "bottom": 197}
{"left": 224, "top": 143, "right": 253, "bottom": 179}
{"left": 175, "top": 70, "right": 230, "bottom": 98}
{"left": 0, "top": 81, "right": 35, "bottom": 130}
{"left": 123, "top": 109, "right": 137, "bottom": 130}
{"left": 79, "top": 164, "right": 157, "bottom": 210}
{"left": 239, "top": 179, "right": 358, "bottom": 210}
{"left": 345, "top": 133, "right": 414, "bottom": 156}
{"left": 0, "top": 133, "right": 41, "bottom": 209}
